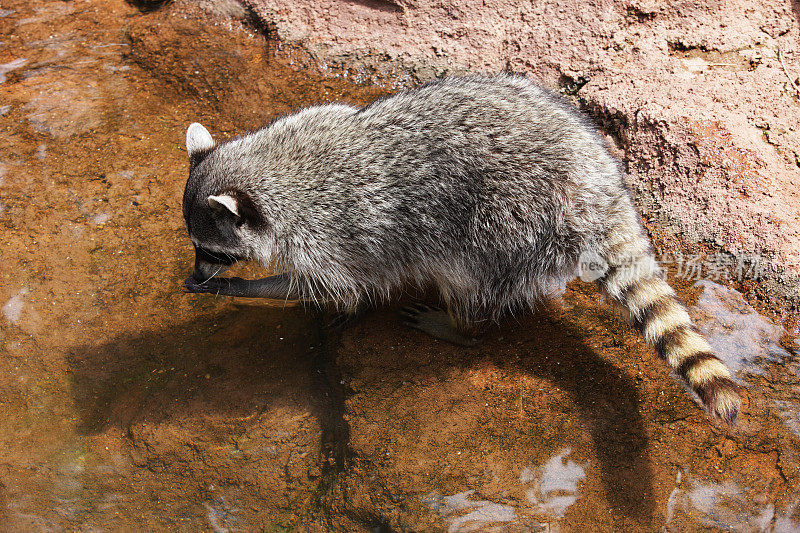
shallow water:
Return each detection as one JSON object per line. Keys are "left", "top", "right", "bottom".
{"left": 694, "top": 280, "right": 800, "bottom": 439}
{"left": 1, "top": 1, "right": 799, "bottom": 531}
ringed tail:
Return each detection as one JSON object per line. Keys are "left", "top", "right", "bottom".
{"left": 597, "top": 216, "right": 741, "bottom": 424}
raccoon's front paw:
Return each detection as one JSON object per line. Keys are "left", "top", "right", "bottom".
{"left": 183, "top": 275, "right": 221, "bottom": 294}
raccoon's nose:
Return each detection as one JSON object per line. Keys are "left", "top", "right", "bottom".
{"left": 192, "top": 257, "right": 220, "bottom": 281}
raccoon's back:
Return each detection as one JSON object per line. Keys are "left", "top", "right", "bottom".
{"left": 355, "top": 75, "right": 603, "bottom": 163}
{"left": 344, "top": 75, "right": 619, "bottom": 261}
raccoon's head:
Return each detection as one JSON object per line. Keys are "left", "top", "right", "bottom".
{"left": 183, "top": 123, "right": 267, "bottom": 281}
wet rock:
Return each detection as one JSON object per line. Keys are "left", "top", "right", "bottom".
{"left": 124, "top": 4, "right": 386, "bottom": 132}
{"left": 2, "top": 290, "right": 27, "bottom": 324}
{"left": 330, "top": 305, "right": 662, "bottom": 530}
{"left": 65, "top": 306, "right": 328, "bottom": 528}
{"left": 690, "top": 280, "right": 800, "bottom": 439}
{"left": 2, "top": 0, "right": 799, "bottom": 530}
{"left": 0, "top": 58, "right": 27, "bottom": 83}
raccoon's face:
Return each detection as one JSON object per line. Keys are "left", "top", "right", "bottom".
{"left": 185, "top": 194, "right": 247, "bottom": 282}
{"left": 183, "top": 123, "right": 267, "bottom": 281}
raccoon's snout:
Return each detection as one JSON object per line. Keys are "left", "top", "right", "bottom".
{"left": 192, "top": 245, "right": 241, "bottom": 281}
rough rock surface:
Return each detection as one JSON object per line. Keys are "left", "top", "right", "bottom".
{"left": 2, "top": 1, "right": 799, "bottom": 531}
{"left": 239, "top": 0, "right": 800, "bottom": 314}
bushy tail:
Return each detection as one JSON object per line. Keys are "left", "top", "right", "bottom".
{"left": 597, "top": 221, "right": 740, "bottom": 424}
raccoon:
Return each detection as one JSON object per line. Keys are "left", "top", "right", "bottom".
{"left": 182, "top": 74, "right": 740, "bottom": 424}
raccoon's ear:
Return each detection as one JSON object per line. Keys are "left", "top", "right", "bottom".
{"left": 210, "top": 190, "right": 268, "bottom": 229}
{"left": 186, "top": 123, "right": 215, "bottom": 156}
{"left": 207, "top": 194, "right": 239, "bottom": 217}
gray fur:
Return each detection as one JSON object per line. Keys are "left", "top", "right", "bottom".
{"left": 182, "top": 74, "right": 740, "bottom": 422}
{"left": 184, "top": 75, "right": 622, "bottom": 317}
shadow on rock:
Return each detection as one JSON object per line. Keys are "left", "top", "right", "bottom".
{"left": 66, "top": 297, "right": 656, "bottom": 526}
{"left": 66, "top": 303, "right": 325, "bottom": 435}
{"left": 501, "top": 310, "right": 656, "bottom": 522}
{"left": 337, "top": 301, "right": 657, "bottom": 527}
{"left": 65, "top": 301, "right": 363, "bottom": 529}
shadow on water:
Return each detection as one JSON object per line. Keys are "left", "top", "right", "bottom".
{"left": 501, "top": 308, "right": 655, "bottom": 522}
{"left": 66, "top": 304, "right": 326, "bottom": 436}
{"left": 65, "top": 299, "right": 655, "bottom": 524}
{"left": 382, "top": 299, "right": 657, "bottom": 523}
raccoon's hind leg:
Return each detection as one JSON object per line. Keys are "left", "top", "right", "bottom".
{"left": 400, "top": 304, "right": 479, "bottom": 347}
